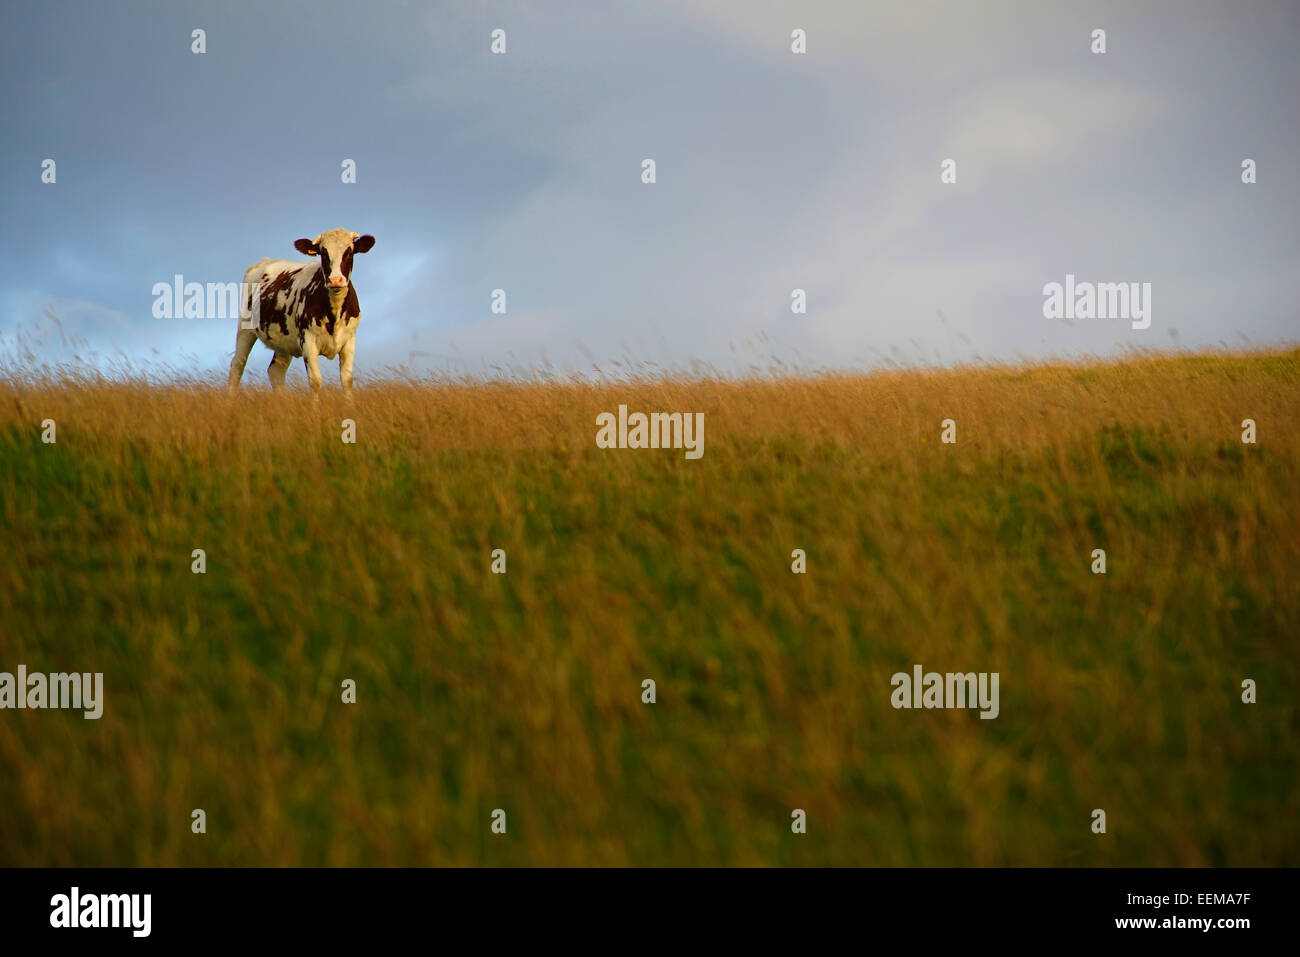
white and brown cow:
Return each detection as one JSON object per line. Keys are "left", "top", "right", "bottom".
{"left": 227, "top": 228, "right": 376, "bottom": 395}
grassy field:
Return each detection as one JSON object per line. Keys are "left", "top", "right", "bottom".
{"left": 0, "top": 349, "right": 1296, "bottom": 866}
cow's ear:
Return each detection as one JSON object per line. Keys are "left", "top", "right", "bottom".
{"left": 353, "top": 234, "right": 376, "bottom": 254}
{"left": 294, "top": 238, "right": 318, "bottom": 256}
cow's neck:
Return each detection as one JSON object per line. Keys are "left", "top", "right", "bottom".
{"left": 327, "top": 287, "right": 349, "bottom": 322}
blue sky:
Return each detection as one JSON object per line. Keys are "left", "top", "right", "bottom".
{"left": 2, "top": 0, "right": 1297, "bottom": 381}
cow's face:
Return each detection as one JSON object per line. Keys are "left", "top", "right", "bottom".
{"left": 294, "top": 229, "right": 376, "bottom": 292}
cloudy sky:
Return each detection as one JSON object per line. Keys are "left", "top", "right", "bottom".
{"left": 2, "top": 0, "right": 1297, "bottom": 381}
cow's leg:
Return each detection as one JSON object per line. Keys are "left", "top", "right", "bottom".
{"left": 267, "top": 352, "right": 291, "bottom": 390}
{"left": 339, "top": 337, "right": 356, "bottom": 398}
{"left": 228, "top": 328, "right": 257, "bottom": 392}
{"left": 302, "top": 338, "right": 324, "bottom": 394}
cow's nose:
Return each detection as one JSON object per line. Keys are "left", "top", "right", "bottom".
{"left": 327, "top": 276, "right": 347, "bottom": 287}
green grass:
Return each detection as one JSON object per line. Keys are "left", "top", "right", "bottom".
{"left": 0, "top": 349, "right": 1297, "bottom": 865}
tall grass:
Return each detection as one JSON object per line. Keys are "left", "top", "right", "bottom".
{"left": 0, "top": 348, "right": 1296, "bottom": 865}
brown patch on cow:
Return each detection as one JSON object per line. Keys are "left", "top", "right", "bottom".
{"left": 297, "top": 273, "right": 327, "bottom": 344}
{"left": 258, "top": 271, "right": 297, "bottom": 336}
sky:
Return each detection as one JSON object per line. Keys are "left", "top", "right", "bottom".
{"left": 2, "top": 0, "right": 1297, "bottom": 382}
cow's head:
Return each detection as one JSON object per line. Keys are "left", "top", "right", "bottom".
{"left": 294, "top": 228, "right": 376, "bottom": 293}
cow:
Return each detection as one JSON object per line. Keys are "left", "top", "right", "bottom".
{"left": 227, "top": 228, "right": 376, "bottom": 395}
